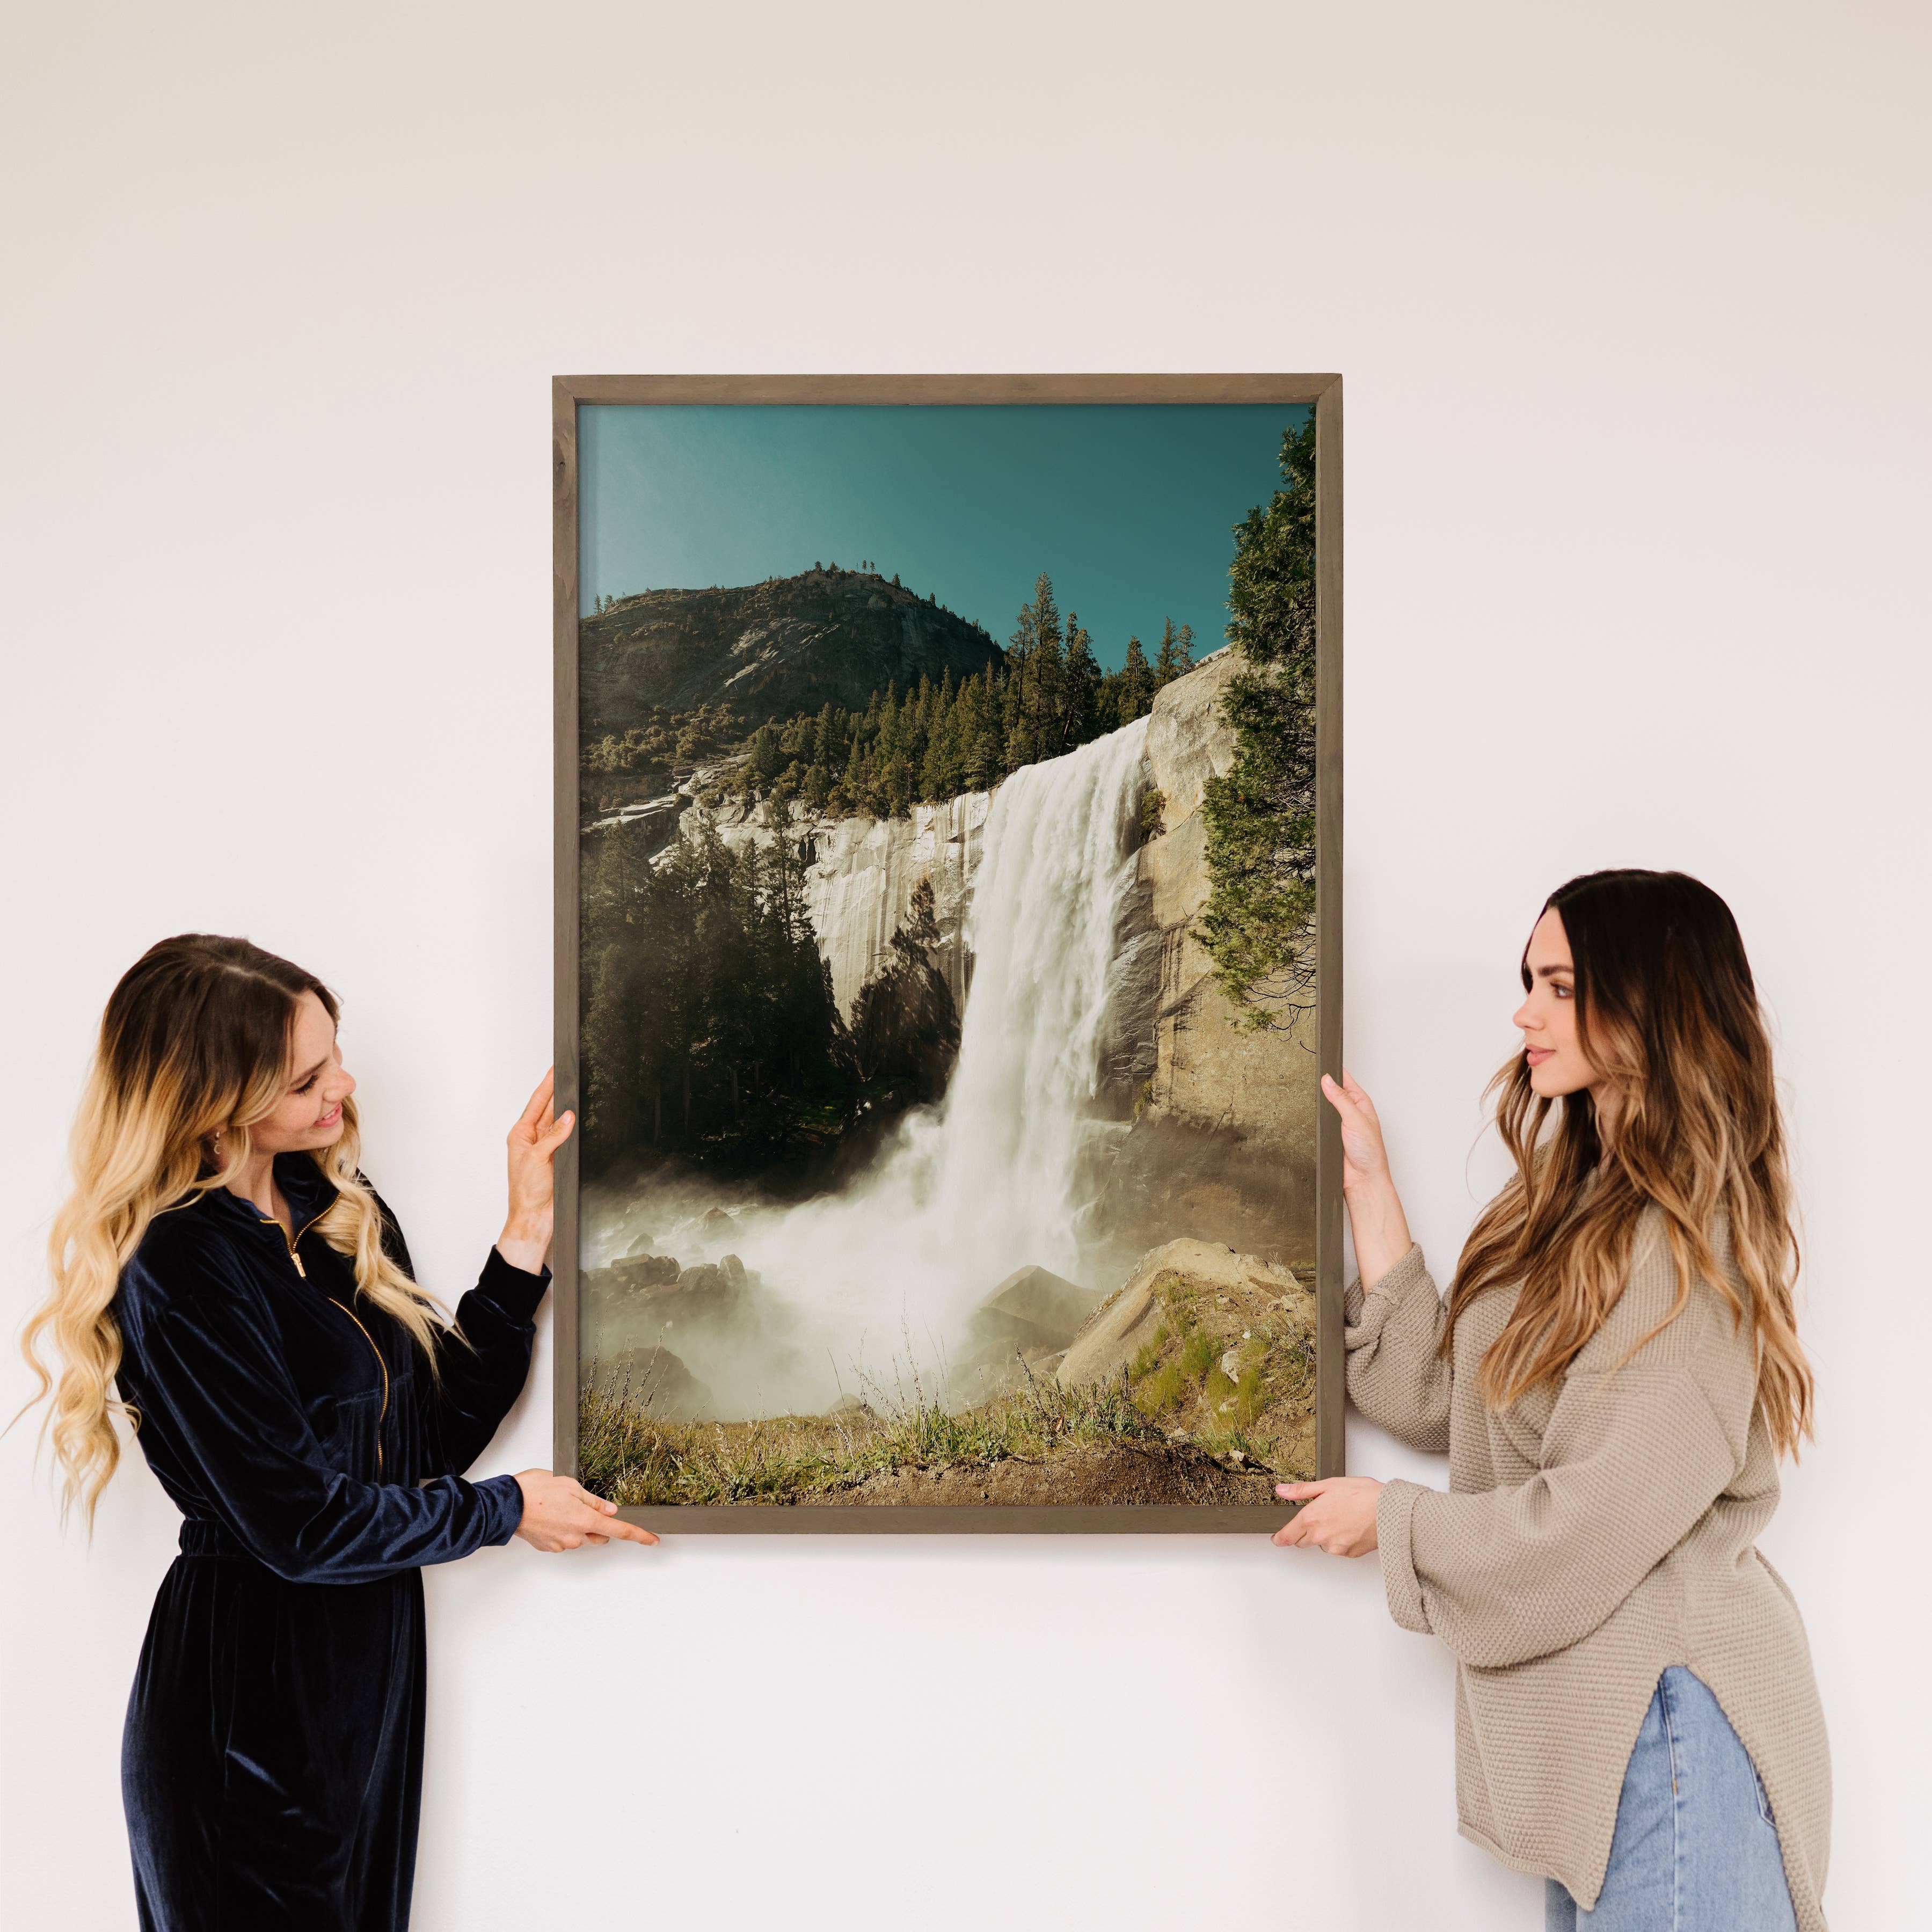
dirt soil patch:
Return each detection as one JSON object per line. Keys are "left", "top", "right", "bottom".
{"left": 805, "top": 1439, "right": 1281, "bottom": 1507}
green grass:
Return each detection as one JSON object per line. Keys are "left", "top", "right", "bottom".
{"left": 1179, "top": 1329, "right": 1222, "bottom": 1382}
{"left": 579, "top": 1369, "right": 1176, "bottom": 1508}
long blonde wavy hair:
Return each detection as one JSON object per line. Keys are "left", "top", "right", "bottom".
{"left": 21, "top": 935, "right": 450, "bottom": 1526}
{"left": 1446, "top": 869, "right": 1814, "bottom": 1458}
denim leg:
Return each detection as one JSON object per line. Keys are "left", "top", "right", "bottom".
{"left": 1658, "top": 1668, "right": 1797, "bottom": 1931}
{"left": 1576, "top": 1680, "right": 1678, "bottom": 1929}
{"left": 1545, "top": 1878, "right": 1579, "bottom": 1931}
{"left": 1576, "top": 1666, "right": 1797, "bottom": 1931}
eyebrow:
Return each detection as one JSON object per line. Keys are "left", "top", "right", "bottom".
{"left": 1532, "top": 963, "right": 1574, "bottom": 979}
{"left": 291, "top": 1056, "right": 330, "bottom": 1085}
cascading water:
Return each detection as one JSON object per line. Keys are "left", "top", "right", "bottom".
{"left": 713, "top": 715, "right": 1153, "bottom": 1400}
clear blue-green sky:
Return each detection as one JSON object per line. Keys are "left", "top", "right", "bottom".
{"left": 579, "top": 403, "right": 1308, "bottom": 672}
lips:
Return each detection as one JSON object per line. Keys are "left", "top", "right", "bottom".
{"left": 315, "top": 1103, "right": 342, "bottom": 1128}
{"left": 1525, "top": 1047, "right": 1555, "bottom": 1068}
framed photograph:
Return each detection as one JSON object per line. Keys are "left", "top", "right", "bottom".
{"left": 552, "top": 375, "right": 1342, "bottom": 1532}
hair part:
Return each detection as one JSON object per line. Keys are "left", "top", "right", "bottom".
{"left": 20, "top": 935, "right": 450, "bottom": 1528}
{"left": 1446, "top": 870, "right": 1814, "bottom": 1458}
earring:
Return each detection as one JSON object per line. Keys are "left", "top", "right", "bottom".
{"left": 213, "top": 1129, "right": 224, "bottom": 1157}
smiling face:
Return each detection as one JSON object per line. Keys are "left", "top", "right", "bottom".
{"left": 1513, "top": 907, "right": 1600, "bottom": 1103}
{"left": 242, "top": 988, "right": 356, "bottom": 1154}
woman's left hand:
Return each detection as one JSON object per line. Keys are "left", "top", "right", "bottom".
{"left": 1271, "top": 1477, "right": 1383, "bottom": 1556}
{"left": 497, "top": 1069, "right": 573, "bottom": 1274}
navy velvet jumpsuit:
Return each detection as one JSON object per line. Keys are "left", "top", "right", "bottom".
{"left": 112, "top": 1152, "right": 544, "bottom": 1930}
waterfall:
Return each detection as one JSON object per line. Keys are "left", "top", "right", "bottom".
{"left": 901, "top": 713, "right": 1151, "bottom": 1284}
{"left": 640, "top": 716, "right": 1151, "bottom": 1405}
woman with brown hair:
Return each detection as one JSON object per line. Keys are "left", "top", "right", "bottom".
{"left": 1272, "top": 870, "right": 1830, "bottom": 1930}
{"left": 21, "top": 934, "right": 657, "bottom": 1931}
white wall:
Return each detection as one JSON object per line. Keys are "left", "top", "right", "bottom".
{"left": 3, "top": 4, "right": 1926, "bottom": 1925}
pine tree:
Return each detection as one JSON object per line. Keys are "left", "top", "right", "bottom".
{"left": 1119, "top": 634, "right": 1154, "bottom": 722}
{"left": 812, "top": 701, "right": 839, "bottom": 769}
{"left": 1197, "top": 415, "right": 1319, "bottom": 1029}
{"left": 1153, "top": 616, "right": 1195, "bottom": 686}
{"left": 1058, "top": 614, "right": 1099, "bottom": 753}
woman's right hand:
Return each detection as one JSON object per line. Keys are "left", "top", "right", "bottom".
{"left": 1321, "top": 1069, "right": 1415, "bottom": 1292}
{"left": 511, "top": 1470, "right": 660, "bottom": 1552}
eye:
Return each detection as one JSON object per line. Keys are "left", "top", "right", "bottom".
{"left": 1552, "top": 982, "right": 1573, "bottom": 1000}
{"left": 295, "top": 1074, "right": 319, "bottom": 1093}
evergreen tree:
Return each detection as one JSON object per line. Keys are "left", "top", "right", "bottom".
{"left": 1197, "top": 415, "right": 1319, "bottom": 1029}
{"left": 1153, "top": 616, "right": 1195, "bottom": 686}
{"left": 1058, "top": 614, "right": 1099, "bottom": 753}
{"left": 1117, "top": 633, "right": 1154, "bottom": 723}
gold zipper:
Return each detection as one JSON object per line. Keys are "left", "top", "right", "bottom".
{"left": 327, "top": 1295, "right": 391, "bottom": 1478}
{"left": 260, "top": 1206, "right": 389, "bottom": 1477}
{"left": 262, "top": 1207, "right": 328, "bottom": 1279}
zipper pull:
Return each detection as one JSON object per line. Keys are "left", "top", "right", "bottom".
{"left": 290, "top": 1251, "right": 307, "bottom": 1278}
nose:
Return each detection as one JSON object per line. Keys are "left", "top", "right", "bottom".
{"left": 1513, "top": 994, "right": 1537, "bottom": 1033}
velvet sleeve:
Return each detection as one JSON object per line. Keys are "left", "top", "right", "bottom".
{"left": 424, "top": 1248, "right": 549, "bottom": 1476}
{"left": 118, "top": 1250, "right": 525, "bottom": 1585}
{"left": 369, "top": 1196, "right": 547, "bottom": 1477}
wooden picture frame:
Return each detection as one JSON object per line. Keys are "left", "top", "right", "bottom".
{"left": 552, "top": 374, "right": 1343, "bottom": 1532}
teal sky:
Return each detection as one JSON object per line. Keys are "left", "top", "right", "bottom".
{"left": 578, "top": 404, "right": 1309, "bottom": 672}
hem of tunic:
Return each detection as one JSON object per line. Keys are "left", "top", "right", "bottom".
{"left": 1455, "top": 1819, "right": 1590, "bottom": 1905}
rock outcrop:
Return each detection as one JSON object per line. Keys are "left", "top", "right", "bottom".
{"left": 580, "top": 568, "right": 1002, "bottom": 733}
{"left": 1058, "top": 1238, "right": 1311, "bottom": 1390}
{"left": 1052, "top": 1237, "right": 1318, "bottom": 1480}
{"left": 1088, "top": 650, "right": 1319, "bottom": 1265}
{"left": 656, "top": 787, "right": 988, "bottom": 1023}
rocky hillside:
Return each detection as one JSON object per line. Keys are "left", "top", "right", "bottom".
{"left": 580, "top": 566, "right": 1003, "bottom": 733}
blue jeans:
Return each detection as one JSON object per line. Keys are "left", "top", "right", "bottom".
{"left": 1545, "top": 1667, "right": 1796, "bottom": 1931}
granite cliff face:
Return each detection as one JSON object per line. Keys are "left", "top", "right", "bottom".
{"left": 660, "top": 789, "right": 988, "bottom": 1023}
{"left": 580, "top": 567, "right": 1003, "bottom": 733}
{"left": 1093, "top": 648, "right": 1319, "bottom": 1266}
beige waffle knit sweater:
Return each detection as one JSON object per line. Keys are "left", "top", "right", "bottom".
{"left": 1350, "top": 1211, "right": 1829, "bottom": 1924}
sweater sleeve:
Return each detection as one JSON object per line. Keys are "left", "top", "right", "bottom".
{"left": 121, "top": 1249, "right": 525, "bottom": 1584}
{"left": 1344, "top": 1244, "right": 1453, "bottom": 1452}
{"left": 1376, "top": 1231, "right": 1760, "bottom": 1667}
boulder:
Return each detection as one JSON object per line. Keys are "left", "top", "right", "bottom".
{"left": 586, "top": 1344, "right": 712, "bottom": 1420}
{"left": 610, "top": 1252, "right": 679, "bottom": 1291}
{"left": 718, "top": 1253, "right": 747, "bottom": 1288}
{"left": 968, "top": 1265, "right": 1103, "bottom": 1353}
{"left": 1057, "top": 1238, "right": 1311, "bottom": 1390}
{"left": 675, "top": 1262, "right": 729, "bottom": 1303}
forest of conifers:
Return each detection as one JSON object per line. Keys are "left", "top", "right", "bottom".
{"left": 583, "top": 593, "right": 1198, "bottom": 823}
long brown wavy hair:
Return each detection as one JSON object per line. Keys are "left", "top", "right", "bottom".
{"left": 1445, "top": 870, "right": 1814, "bottom": 1457}
{"left": 21, "top": 936, "right": 449, "bottom": 1526}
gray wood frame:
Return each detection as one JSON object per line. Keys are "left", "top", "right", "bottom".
{"left": 552, "top": 373, "right": 1343, "bottom": 1532}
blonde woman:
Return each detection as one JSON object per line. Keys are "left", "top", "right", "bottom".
{"left": 23, "top": 935, "right": 657, "bottom": 1932}
{"left": 1272, "top": 870, "right": 1830, "bottom": 1930}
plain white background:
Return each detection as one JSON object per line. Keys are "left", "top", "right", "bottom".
{"left": 3, "top": 4, "right": 1926, "bottom": 1926}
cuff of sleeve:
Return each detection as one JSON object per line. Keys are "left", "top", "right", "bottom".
{"left": 1344, "top": 1243, "right": 1431, "bottom": 1345}
{"left": 1376, "top": 1478, "right": 1432, "bottom": 1636}
{"left": 477, "top": 1472, "right": 526, "bottom": 1547}
{"left": 477, "top": 1246, "right": 552, "bottom": 1323}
